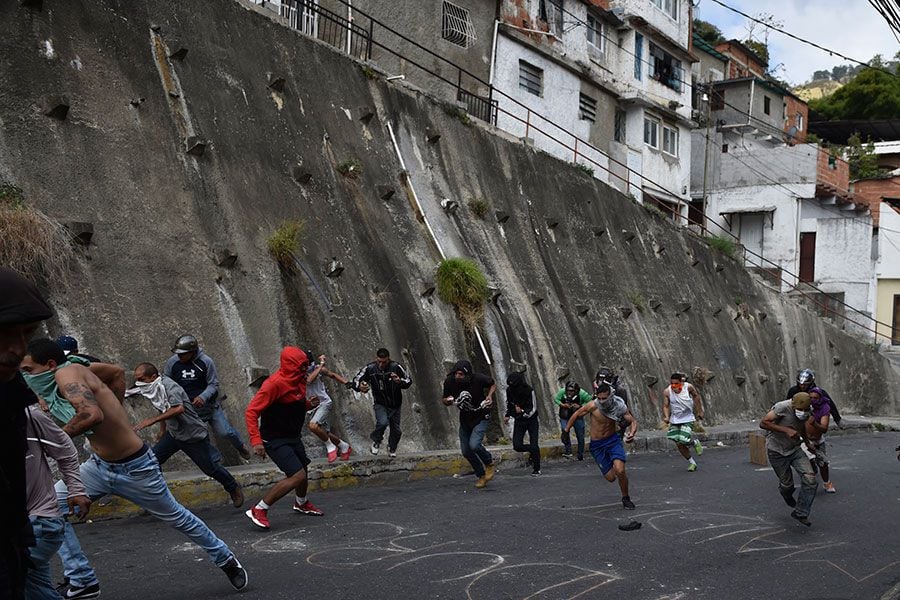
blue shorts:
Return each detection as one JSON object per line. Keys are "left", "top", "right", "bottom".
{"left": 264, "top": 437, "right": 311, "bottom": 477}
{"left": 590, "top": 434, "right": 627, "bottom": 476}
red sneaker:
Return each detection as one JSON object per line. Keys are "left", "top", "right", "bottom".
{"left": 340, "top": 445, "right": 353, "bottom": 461}
{"left": 245, "top": 507, "right": 270, "bottom": 529}
{"left": 293, "top": 500, "right": 324, "bottom": 516}
{"left": 327, "top": 448, "right": 338, "bottom": 463}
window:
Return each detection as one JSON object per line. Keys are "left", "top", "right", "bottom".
{"left": 643, "top": 117, "right": 659, "bottom": 148}
{"left": 710, "top": 87, "right": 724, "bottom": 111}
{"left": 614, "top": 109, "right": 626, "bottom": 142}
{"left": 796, "top": 112, "right": 804, "bottom": 131}
{"left": 649, "top": 43, "right": 682, "bottom": 91}
{"left": 586, "top": 13, "right": 604, "bottom": 53}
{"left": 651, "top": 0, "right": 678, "bottom": 20}
{"left": 441, "top": 1, "right": 477, "bottom": 48}
{"left": 722, "top": 143, "right": 729, "bottom": 153}
{"left": 763, "top": 95, "right": 771, "bottom": 115}
{"left": 518, "top": 60, "right": 543, "bottom": 96}
{"left": 578, "top": 93, "right": 597, "bottom": 122}
{"left": 634, "top": 33, "right": 643, "bottom": 80}
{"left": 539, "top": 0, "right": 563, "bottom": 37}
{"left": 662, "top": 125, "right": 678, "bottom": 156}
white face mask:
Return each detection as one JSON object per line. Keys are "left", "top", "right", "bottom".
{"left": 794, "top": 410, "right": 810, "bottom": 420}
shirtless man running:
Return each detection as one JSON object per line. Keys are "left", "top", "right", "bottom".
{"left": 20, "top": 338, "right": 248, "bottom": 596}
{"left": 565, "top": 382, "right": 638, "bottom": 510}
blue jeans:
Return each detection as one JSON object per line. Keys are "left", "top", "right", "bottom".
{"left": 458, "top": 418, "right": 492, "bottom": 478}
{"left": 25, "top": 516, "right": 65, "bottom": 600}
{"left": 768, "top": 447, "right": 818, "bottom": 518}
{"left": 153, "top": 432, "right": 239, "bottom": 493}
{"left": 371, "top": 404, "right": 402, "bottom": 451}
{"left": 560, "top": 417, "right": 585, "bottom": 458}
{"left": 205, "top": 406, "right": 247, "bottom": 463}
{"left": 55, "top": 447, "right": 235, "bottom": 587}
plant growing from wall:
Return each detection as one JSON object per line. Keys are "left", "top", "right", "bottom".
{"left": 360, "top": 65, "right": 379, "bottom": 80}
{"left": 336, "top": 159, "right": 362, "bottom": 178}
{"left": 627, "top": 291, "right": 646, "bottom": 313}
{"left": 468, "top": 197, "right": 489, "bottom": 219}
{"left": 267, "top": 219, "right": 304, "bottom": 270}
{"left": 443, "top": 105, "right": 472, "bottom": 126}
{"left": 435, "top": 257, "right": 490, "bottom": 330}
{"left": 572, "top": 162, "right": 594, "bottom": 177}
{"left": 705, "top": 235, "right": 736, "bottom": 258}
{"left": 0, "top": 182, "right": 74, "bottom": 287}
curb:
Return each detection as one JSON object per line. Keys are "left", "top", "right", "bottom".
{"left": 85, "top": 418, "right": 896, "bottom": 521}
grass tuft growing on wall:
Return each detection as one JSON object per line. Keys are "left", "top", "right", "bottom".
{"left": 436, "top": 257, "right": 490, "bottom": 329}
{"left": 267, "top": 219, "right": 304, "bottom": 270}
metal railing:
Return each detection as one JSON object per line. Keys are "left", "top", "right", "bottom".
{"left": 280, "top": 1, "right": 371, "bottom": 60}
{"left": 273, "top": 0, "right": 894, "bottom": 343}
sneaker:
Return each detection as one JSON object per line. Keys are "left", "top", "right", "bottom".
{"left": 245, "top": 506, "right": 270, "bottom": 529}
{"left": 687, "top": 462, "right": 698, "bottom": 472}
{"left": 790, "top": 510, "right": 812, "bottom": 527}
{"left": 327, "top": 448, "right": 338, "bottom": 462}
{"left": 484, "top": 463, "right": 495, "bottom": 481}
{"left": 370, "top": 442, "right": 380, "bottom": 455}
{"left": 823, "top": 481, "right": 836, "bottom": 494}
{"left": 388, "top": 449, "right": 397, "bottom": 458}
{"left": 694, "top": 439, "right": 704, "bottom": 456}
{"left": 526, "top": 455, "right": 533, "bottom": 467}
{"left": 63, "top": 583, "right": 101, "bottom": 599}
{"left": 293, "top": 500, "right": 324, "bottom": 516}
{"left": 562, "top": 452, "right": 573, "bottom": 459}
{"left": 340, "top": 445, "right": 353, "bottom": 461}
{"left": 475, "top": 476, "right": 487, "bottom": 489}
{"left": 780, "top": 488, "right": 797, "bottom": 508}
{"left": 221, "top": 557, "right": 248, "bottom": 591}
{"left": 622, "top": 496, "right": 636, "bottom": 510}
{"left": 238, "top": 445, "right": 252, "bottom": 461}
{"left": 230, "top": 485, "right": 245, "bottom": 508}
{"left": 530, "top": 470, "right": 542, "bottom": 477}
{"left": 577, "top": 455, "right": 584, "bottom": 461}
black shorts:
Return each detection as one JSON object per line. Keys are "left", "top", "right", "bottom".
{"left": 264, "top": 437, "right": 311, "bottom": 477}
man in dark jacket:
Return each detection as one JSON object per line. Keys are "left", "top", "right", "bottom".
{"left": 164, "top": 335, "right": 252, "bottom": 460}
{"left": 504, "top": 372, "right": 541, "bottom": 476}
{"left": 0, "top": 268, "right": 54, "bottom": 600}
{"left": 349, "top": 348, "right": 412, "bottom": 458}
{"left": 784, "top": 368, "right": 842, "bottom": 427}
{"left": 442, "top": 360, "right": 496, "bottom": 489}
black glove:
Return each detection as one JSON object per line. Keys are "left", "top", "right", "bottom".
{"left": 345, "top": 381, "right": 355, "bottom": 390}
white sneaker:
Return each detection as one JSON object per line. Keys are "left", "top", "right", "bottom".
{"left": 388, "top": 450, "right": 397, "bottom": 458}
{"left": 370, "top": 442, "right": 380, "bottom": 455}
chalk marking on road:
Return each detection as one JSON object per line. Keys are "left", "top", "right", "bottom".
{"left": 462, "top": 563, "right": 620, "bottom": 600}
{"left": 694, "top": 526, "right": 776, "bottom": 544}
{"left": 736, "top": 530, "right": 844, "bottom": 559}
{"left": 385, "top": 551, "right": 505, "bottom": 581}
{"left": 252, "top": 521, "right": 403, "bottom": 554}
{"left": 788, "top": 559, "right": 899, "bottom": 583}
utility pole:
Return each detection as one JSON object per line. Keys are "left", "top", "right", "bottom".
{"left": 701, "top": 82, "right": 713, "bottom": 235}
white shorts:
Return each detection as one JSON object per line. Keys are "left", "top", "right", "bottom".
{"left": 309, "top": 396, "right": 333, "bottom": 426}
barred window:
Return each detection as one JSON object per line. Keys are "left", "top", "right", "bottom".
{"left": 442, "top": 1, "right": 476, "bottom": 48}
{"left": 519, "top": 60, "right": 543, "bottom": 96}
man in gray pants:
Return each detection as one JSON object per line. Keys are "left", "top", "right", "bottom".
{"left": 759, "top": 392, "right": 818, "bottom": 527}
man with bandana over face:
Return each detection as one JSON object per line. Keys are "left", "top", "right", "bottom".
{"left": 0, "top": 268, "right": 54, "bottom": 600}
{"left": 759, "top": 392, "right": 818, "bottom": 527}
{"left": 442, "top": 360, "right": 496, "bottom": 489}
{"left": 661, "top": 372, "right": 705, "bottom": 472}
{"left": 565, "top": 382, "right": 638, "bottom": 510}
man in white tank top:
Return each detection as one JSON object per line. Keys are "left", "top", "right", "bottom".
{"left": 662, "top": 372, "right": 705, "bottom": 471}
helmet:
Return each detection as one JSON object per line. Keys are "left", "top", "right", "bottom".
{"left": 172, "top": 334, "right": 199, "bottom": 354}
{"left": 595, "top": 366, "right": 614, "bottom": 382}
{"left": 797, "top": 368, "right": 815, "bottom": 386}
{"left": 564, "top": 381, "right": 580, "bottom": 397}
{"left": 56, "top": 335, "right": 78, "bottom": 355}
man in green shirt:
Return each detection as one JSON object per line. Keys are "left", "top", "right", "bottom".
{"left": 554, "top": 381, "right": 591, "bottom": 460}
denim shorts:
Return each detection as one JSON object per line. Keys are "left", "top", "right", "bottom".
{"left": 265, "top": 437, "right": 311, "bottom": 477}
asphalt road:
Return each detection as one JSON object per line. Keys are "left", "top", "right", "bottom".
{"left": 60, "top": 434, "right": 900, "bottom": 600}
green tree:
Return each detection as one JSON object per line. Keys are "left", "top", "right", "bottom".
{"left": 809, "top": 65, "right": 900, "bottom": 120}
{"left": 742, "top": 39, "right": 769, "bottom": 65}
{"left": 693, "top": 18, "right": 724, "bottom": 45}
{"left": 844, "top": 133, "right": 882, "bottom": 180}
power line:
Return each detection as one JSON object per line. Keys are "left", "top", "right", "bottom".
{"left": 708, "top": 0, "right": 900, "bottom": 79}
{"left": 868, "top": 0, "right": 900, "bottom": 44}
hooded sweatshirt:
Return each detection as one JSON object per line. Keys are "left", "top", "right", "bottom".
{"left": 245, "top": 347, "right": 309, "bottom": 446}
{"left": 442, "top": 360, "right": 495, "bottom": 428}
{"left": 505, "top": 372, "right": 537, "bottom": 420}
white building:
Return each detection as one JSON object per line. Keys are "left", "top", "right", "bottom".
{"left": 492, "top": 0, "right": 695, "bottom": 204}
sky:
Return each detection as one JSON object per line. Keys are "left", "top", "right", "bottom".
{"left": 693, "top": 0, "right": 900, "bottom": 85}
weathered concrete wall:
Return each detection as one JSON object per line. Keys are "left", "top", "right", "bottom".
{"left": 1, "top": 0, "right": 897, "bottom": 473}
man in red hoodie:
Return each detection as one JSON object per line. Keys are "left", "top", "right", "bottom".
{"left": 244, "top": 347, "right": 324, "bottom": 529}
